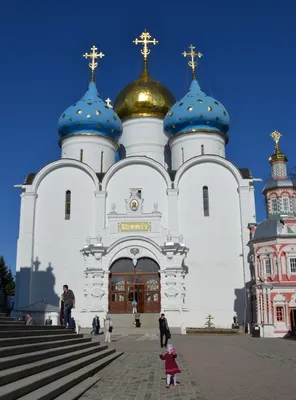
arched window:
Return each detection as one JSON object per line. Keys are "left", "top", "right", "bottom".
{"left": 65, "top": 190, "right": 71, "bottom": 220}
{"left": 203, "top": 186, "right": 209, "bottom": 216}
{"left": 282, "top": 197, "right": 290, "bottom": 212}
{"left": 201, "top": 144, "right": 204, "bottom": 155}
{"left": 271, "top": 198, "right": 279, "bottom": 213}
{"left": 100, "top": 151, "right": 104, "bottom": 173}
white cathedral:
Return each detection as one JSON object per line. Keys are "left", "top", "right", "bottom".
{"left": 14, "top": 32, "right": 257, "bottom": 330}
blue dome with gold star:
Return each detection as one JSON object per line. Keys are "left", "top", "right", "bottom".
{"left": 58, "top": 81, "right": 122, "bottom": 140}
{"left": 163, "top": 78, "right": 230, "bottom": 136}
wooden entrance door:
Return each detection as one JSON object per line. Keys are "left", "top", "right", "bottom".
{"left": 108, "top": 257, "right": 160, "bottom": 314}
{"left": 290, "top": 309, "right": 296, "bottom": 335}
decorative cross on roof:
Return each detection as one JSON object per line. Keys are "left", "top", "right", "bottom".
{"left": 83, "top": 45, "right": 105, "bottom": 82}
{"left": 105, "top": 98, "right": 113, "bottom": 108}
{"left": 133, "top": 30, "right": 158, "bottom": 61}
{"left": 183, "top": 44, "right": 203, "bottom": 79}
{"left": 270, "top": 130, "right": 282, "bottom": 147}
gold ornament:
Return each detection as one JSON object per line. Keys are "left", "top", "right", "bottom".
{"left": 83, "top": 45, "right": 105, "bottom": 82}
{"left": 183, "top": 44, "right": 203, "bottom": 79}
{"left": 269, "top": 130, "right": 287, "bottom": 163}
{"left": 114, "top": 30, "right": 175, "bottom": 121}
{"left": 270, "top": 130, "right": 282, "bottom": 149}
{"left": 133, "top": 30, "right": 158, "bottom": 60}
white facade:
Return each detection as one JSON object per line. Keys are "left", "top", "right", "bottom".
{"left": 14, "top": 115, "right": 256, "bottom": 330}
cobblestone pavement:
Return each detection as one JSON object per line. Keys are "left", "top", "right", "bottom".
{"left": 81, "top": 333, "right": 296, "bottom": 400}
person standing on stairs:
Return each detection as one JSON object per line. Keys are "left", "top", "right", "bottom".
{"left": 92, "top": 315, "right": 100, "bottom": 335}
{"left": 62, "top": 285, "right": 75, "bottom": 328}
{"left": 104, "top": 315, "right": 113, "bottom": 343}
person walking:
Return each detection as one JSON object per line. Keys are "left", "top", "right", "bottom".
{"left": 159, "top": 344, "right": 181, "bottom": 388}
{"left": 158, "top": 313, "right": 170, "bottom": 348}
{"left": 62, "top": 285, "right": 75, "bottom": 328}
{"left": 104, "top": 316, "right": 113, "bottom": 343}
{"left": 92, "top": 315, "right": 100, "bottom": 335}
{"left": 132, "top": 299, "right": 137, "bottom": 314}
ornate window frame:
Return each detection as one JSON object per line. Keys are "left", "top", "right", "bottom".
{"left": 257, "top": 249, "right": 275, "bottom": 281}
{"left": 273, "top": 293, "right": 287, "bottom": 326}
{"left": 283, "top": 246, "right": 296, "bottom": 280}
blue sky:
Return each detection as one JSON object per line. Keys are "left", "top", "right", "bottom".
{"left": 1, "top": 0, "right": 295, "bottom": 271}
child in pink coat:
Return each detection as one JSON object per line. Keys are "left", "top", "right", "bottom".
{"left": 159, "top": 344, "right": 181, "bottom": 388}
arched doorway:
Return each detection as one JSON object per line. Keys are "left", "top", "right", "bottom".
{"left": 108, "top": 257, "right": 160, "bottom": 314}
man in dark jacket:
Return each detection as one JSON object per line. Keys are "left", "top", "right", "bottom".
{"left": 92, "top": 315, "right": 100, "bottom": 334}
{"left": 62, "top": 285, "right": 75, "bottom": 328}
{"left": 158, "top": 313, "right": 170, "bottom": 348}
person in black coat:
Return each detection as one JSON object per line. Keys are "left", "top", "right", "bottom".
{"left": 158, "top": 313, "right": 170, "bottom": 348}
{"left": 92, "top": 315, "right": 100, "bottom": 335}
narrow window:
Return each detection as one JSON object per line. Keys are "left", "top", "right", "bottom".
{"left": 80, "top": 149, "right": 83, "bottom": 162}
{"left": 203, "top": 186, "right": 209, "bottom": 217}
{"left": 65, "top": 190, "right": 71, "bottom": 220}
{"left": 283, "top": 197, "right": 290, "bottom": 212}
{"left": 100, "top": 151, "right": 104, "bottom": 173}
{"left": 289, "top": 258, "right": 296, "bottom": 273}
{"left": 276, "top": 306, "right": 284, "bottom": 322}
{"left": 264, "top": 258, "right": 271, "bottom": 275}
{"left": 271, "top": 198, "right": 279, "bottom": 213}
{"left": 181, "top": 148, "right": 184, "bottom": 163}
{"left": 201, "top": 144, "right": 204, "bottom": 155}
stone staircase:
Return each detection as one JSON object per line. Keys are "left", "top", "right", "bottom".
{"left": 0, "top": 313, "right": 123, "bottom": 400}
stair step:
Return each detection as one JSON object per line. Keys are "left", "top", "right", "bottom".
{"left": 0, "top": 340, "right": 100, "bottom": 371}
{"left": 0, "top": 343, "right": 108, "bottom": 386}
{"left": 0, "top": 348, "right": 118, "bottom": 400}
{"left": 0, "top": 320, "right": 24, "bottom": 324}
{"left": 0, "top": 317, "right": 15, "bottom": 322}
{"left": 0, "top": 330, "right": 71, "bottom": 338}
{"left": 19, "top": 352, "right": 123, "bottom": 400}
{"left": 0, "top": 332, "right": 79, "bottom": 348}
{"left": 54, "top": 376, "right": 101, "bottom": 400}
{"left": 0, "top": 325, "right": 65, "bottom": 331}
{"left": 0, "top": 336, "right": 89, "bottom": 358}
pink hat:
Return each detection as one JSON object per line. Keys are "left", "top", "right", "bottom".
{"left": 167, "top": 344, "right": 175, "bottom": 354}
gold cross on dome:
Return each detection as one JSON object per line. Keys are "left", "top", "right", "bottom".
{"left": 183, "top": 44, "right": 203, "bottom": 79}
{"left": 105, "top": 98, "right": 112, "bottom": 108}
{"left": 270, "top": 130, "right": 282, "bottom": 150}
{"left": 133, "top": 30, "right": 158, "bottom": 61}
{"left": 83, "top": 45, "right": 105, "bottom": 81}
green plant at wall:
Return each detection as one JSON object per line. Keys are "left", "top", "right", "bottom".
{"left": 0, "top": 256, "right": 15, "bottom": 305}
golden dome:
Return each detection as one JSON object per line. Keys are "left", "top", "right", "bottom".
{"left": 114, "top": 61, "right": 175, "bottom": 122}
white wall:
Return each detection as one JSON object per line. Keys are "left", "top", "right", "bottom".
{"left": 61, "top": 135, "right": 118, "bottom": 173}
{"left": 105, "top": 163, "right": 169, "bottom": 230}
{"left": 30, "top": 166, "right": 97, "bottom": 320}
{"left": 170, "top": 132, "right": 226, "bottom": 170}
{"left": 178, "top": 161, "right": 245, "bottom": 328}
{"left": 119, "top": 118, "right": 169, "bottom": 166}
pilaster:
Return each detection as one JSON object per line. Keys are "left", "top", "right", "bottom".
{"left": 80, "top": 240, "right": 108, "bottom": 321}
{"left": 166, "top": 188, "right": 179, "bottom": 239}
{"left": 94, "top": 190, "right": 107, "bottom": 233}
{"left": 16, "top": 191, "right": 37, "bottom": 307}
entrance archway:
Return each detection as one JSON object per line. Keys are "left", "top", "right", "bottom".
{"left": 108, "top": 257, "right": 161, "bottom": 314}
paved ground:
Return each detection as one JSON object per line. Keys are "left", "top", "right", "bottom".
{"left": 81, "top": 333, "right": 296, "bottom": 400}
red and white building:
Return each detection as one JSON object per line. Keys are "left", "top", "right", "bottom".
{"left": 249, "top": 132, "right": 296, "bottom": 338}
